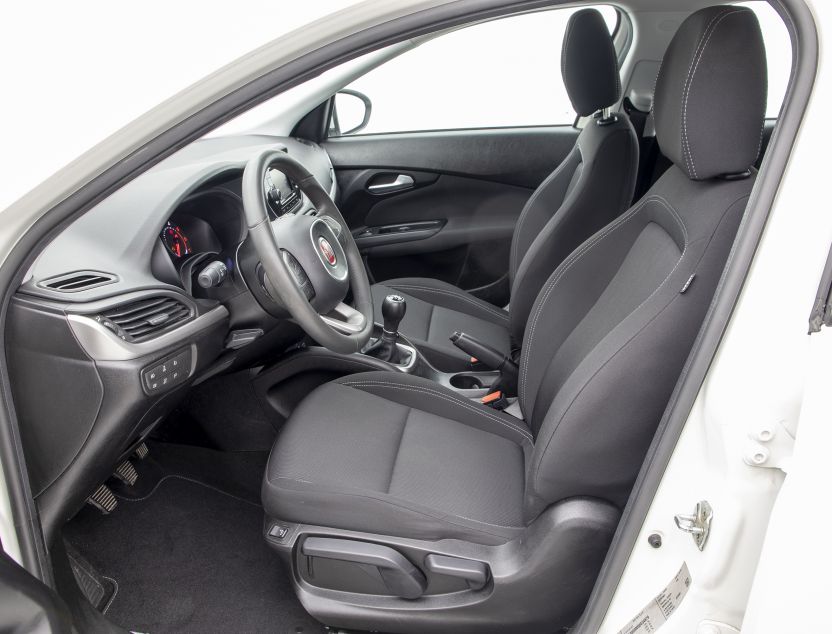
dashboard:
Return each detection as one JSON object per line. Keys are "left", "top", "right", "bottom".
{"left": 9, "top": 134, "right": 337, "bottom": 542}
{"left": 21, "top": 134, "right": 335, "bottom": 304}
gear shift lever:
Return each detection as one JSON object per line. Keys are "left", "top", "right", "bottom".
{"left": 366, "top": 294, "right": 406, "bottom": 363}
{"left": 382, "top": 294, "right": 406, "bottom": 339}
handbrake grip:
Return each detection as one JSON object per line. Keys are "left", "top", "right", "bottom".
{"left": 450, "top": 331, "right": 518, "bottom": 396}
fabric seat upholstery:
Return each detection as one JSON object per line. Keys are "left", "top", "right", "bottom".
{"left": 264, "top": 6, "right": 767, "bottom": 548}
{"left": 370, "top": 8, "right": 638, "bottom": 371}
{"left": 263, "top": 371, "right": 531, "bottom": 545}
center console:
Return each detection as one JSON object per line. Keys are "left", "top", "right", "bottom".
{"left": 360, "top": 294, "right": 517, "bottom": 402}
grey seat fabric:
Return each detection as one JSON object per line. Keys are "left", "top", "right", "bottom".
{"left": 370, "top": 8, "right": 638, "bottom": 371}
{"left": 263, "top": 371, "right": 532, "bottom": 545}
{"left": 264, "top": 6, "right": 767, "bottom": 544}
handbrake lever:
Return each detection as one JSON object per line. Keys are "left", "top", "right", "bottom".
{"left": 450, "top": 331, "right": 518, "bottom": 397}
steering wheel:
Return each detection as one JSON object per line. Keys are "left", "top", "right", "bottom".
{"left": 241, "top": 148, "right": 373, "bottom": 354}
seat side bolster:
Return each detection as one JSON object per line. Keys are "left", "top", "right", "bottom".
{"left": 509, "top": 145, "right": 582, "bottom": 284}
{"left": 509, "top": 119, "right": 639, "bottom": 343}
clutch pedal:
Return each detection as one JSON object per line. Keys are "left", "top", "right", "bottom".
{"left": 86, "top": 484, "right": 117, "bottom": 514}
{"left": 113, "top": 460, "right": 138, "bottom": 486}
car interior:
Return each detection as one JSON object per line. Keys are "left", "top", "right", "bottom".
{"left": 4, "top": 1, "right": 791, "bottom": 632}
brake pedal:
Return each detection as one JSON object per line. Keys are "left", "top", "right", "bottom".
{"left": 87, "top": 484, "right": 117, "bottom": 514}
{"left": 113, "top": 460, "right": 138, "bottom": 486}
{"left": 134, "top": 442, "right": 149, "bottom": 460}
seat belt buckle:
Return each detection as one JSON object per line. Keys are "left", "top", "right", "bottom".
{"left": 481, "top": 390, "right": 508, "bottom": 410}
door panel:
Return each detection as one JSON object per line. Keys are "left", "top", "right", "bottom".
{"left": 0, "top": 550, "right": 73, "bottom": 633}
{"left": 326, "top": 126, "right": 579, "bottom": 303}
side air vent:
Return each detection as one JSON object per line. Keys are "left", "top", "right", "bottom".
{"left": 40, "top": 271, "right": 117, "bottom": 292}
{"left": 98, "top": 296, "right": 192, "bottom": 342}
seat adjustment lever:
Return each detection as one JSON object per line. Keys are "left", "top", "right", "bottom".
{"left": 424, "top": 554, "right": 489, "bottom": 591}
{"left": 301, "top": 537, "right": 427, "bottom": 599}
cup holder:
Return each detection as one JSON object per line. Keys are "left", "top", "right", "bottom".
{"left": 449, "top": 374, "right": 484, "bottom": 390}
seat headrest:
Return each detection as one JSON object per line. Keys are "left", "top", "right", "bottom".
{"left": 561, "top": 9, "right": 620, "bottom": 117}
{"left": 653, "top": 6, "right": 767, "bottom": 180}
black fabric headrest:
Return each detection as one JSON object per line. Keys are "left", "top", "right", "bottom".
{"left": 653, "top": 6, "right": 767, "bottom": 180}
{"left": 561, "top": 9, "right": 620, "bottom": 117}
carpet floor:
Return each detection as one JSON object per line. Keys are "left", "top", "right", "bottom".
{"left": 63, "top": 442, "right": 326, "bottom": 634}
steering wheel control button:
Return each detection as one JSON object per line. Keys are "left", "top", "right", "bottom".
{"left": 318, "top": 237, "right": 337, "bottom": 266}
{"left": 141, "top": 347, "right": 192, "bottom": 395}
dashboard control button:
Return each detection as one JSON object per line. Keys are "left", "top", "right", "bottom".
{"left": 141, "top": 347, "right": 192, "bottom": 395}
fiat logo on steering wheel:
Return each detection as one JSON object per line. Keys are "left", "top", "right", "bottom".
{"left": 318, "top": 237, "right": 337, "bottom": 266}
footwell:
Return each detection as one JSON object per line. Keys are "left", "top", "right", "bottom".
{"left": 63, "top": 442, "right": 325, "bottom": 634}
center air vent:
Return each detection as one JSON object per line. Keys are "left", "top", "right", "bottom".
{"left": 40, "top": 271, "right": 117, "bottom": 292}
{"left": 98, "top": 296, "right": 192, "bottom": 342}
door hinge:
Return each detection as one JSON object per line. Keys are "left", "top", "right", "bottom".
{"left": 674, "top": 500, "right": 713, "bottom": 551}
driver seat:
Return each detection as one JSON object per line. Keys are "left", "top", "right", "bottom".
{"left": 370, "top": 8, "right": 638, "bottom": 371}
{"left": 263, "top": 7, "right": 766, "bottom": 633}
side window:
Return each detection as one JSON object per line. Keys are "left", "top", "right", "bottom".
{"left": 740, "top": 1, "right": 791, "bottom": 118}
{"left": 330, "top": 6, "right": 618, "bottom": 137}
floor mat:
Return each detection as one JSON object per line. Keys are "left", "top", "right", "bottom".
{"left": 63, "top": 444, "right": 325, "bottom": 634}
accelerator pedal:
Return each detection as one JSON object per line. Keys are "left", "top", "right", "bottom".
{"left": 113, "top": 460, "right": 138, "bottom": 486}
{"left": 87, "top": 484, "right": 117, "bottom": 514}
{"left": 134, "top": 442, "right": 149, "bottom": 460}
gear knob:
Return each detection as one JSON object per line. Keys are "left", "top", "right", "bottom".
{"left": 382, "top": 294, "right": 406, "bottom": 335}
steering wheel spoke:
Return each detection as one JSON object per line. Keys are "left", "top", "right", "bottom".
{"left": 320, "top": 302, "right": 367, "bottom": 335}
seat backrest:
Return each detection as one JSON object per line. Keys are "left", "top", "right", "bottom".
{"left": 519, "top": 5, "right": 767, "bottom": 517}
{"left": 508, "top": 8, "right": 638, "bottom": 347}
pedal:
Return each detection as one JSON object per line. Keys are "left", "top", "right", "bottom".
{"left": 86, "top": 484, "right": 118, "bottom": 514}
{"left": 134, "top": 442, "right": 149, "bottom": 460}
{"left": 113, "top": 460, "right": 138, "bottom": 486}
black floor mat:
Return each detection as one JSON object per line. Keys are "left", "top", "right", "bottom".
{"left": 63, "top": 443, "right": 325, "bottom": 634}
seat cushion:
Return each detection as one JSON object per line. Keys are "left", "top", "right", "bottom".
{"left": 371, "top": 278, "right": 511, "bottom": 371}
{"left": 262, "top": 371, "right": 532, "bottom": 545}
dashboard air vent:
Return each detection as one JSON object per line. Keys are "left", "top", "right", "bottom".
{"left": 40, "top": 271, "right": 117, "bottom": 292}
{"left": 99, "top": 296, "right": 192, "bottom": 342}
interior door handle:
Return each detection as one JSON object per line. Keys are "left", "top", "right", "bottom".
{"left": 367, "top": 174, "right": 415, "bottom": 194}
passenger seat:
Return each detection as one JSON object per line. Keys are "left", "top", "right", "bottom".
{"left": 371, "top": 8, "right": 639, "bottom": 371}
